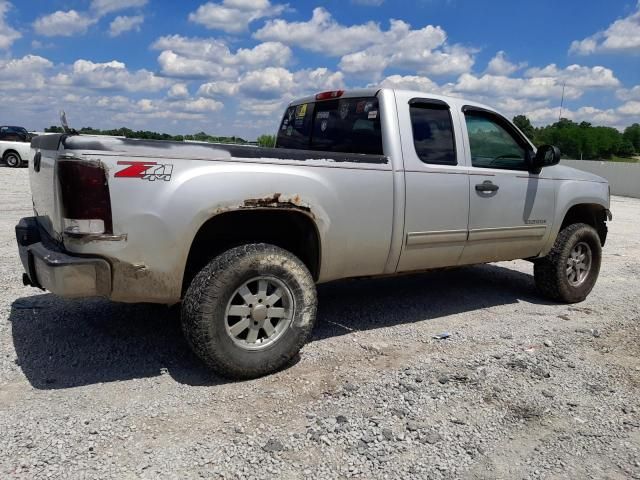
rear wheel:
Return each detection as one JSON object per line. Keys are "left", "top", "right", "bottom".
{"left": 4, "top": 151, "right": 21, "bottom": 168}
{"left": 534, "top": 223, "right": 602, "bottom": 303}
{"left": 181, "top": 243, "right": 317, "bottom": 379}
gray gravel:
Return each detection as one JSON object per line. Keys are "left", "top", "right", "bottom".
{"left": 1, "top": 165, "right": 639, "bottom": 479}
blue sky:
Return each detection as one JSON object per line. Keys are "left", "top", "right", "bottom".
{"left": 1, "top": 0, "right": 639, "bottom": 138}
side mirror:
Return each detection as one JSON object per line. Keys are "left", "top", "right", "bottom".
{"left": 529, "top": 144, "right": 560, "bottom": 173}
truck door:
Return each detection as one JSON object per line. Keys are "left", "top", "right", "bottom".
{"left": 396, "top": 94, "right": 470, "bottom": 272}
{"left": 458, "top": 107, "right": 555, "bottom": 265}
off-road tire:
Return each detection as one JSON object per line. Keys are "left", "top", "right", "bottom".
{"left": 181, "top": 243, "right": 317, "bottom": 379}
{"left": 534, "top": 223, "right": 602, "bottom": 303}
{"left": 4, "top": 151, "right": 21, "bottom": 168}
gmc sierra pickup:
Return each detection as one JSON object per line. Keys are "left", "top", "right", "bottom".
{"left": 16, "top": 88, "right": 611, "bottom": 378}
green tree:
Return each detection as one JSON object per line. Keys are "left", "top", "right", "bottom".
{"left": 512, "top": 115, "right": 535, "bottom": 140}
{"left": 623, "top": 123, "right": 640, "bottom": 153}
{"left": 257, "top": 134, "right": 276, "bottom": 148}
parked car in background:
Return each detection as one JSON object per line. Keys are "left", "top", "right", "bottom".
{"left": 0, "top": 126, "right": 30, "bottom": 142}
{"left": 16, "top": 88, "right": 611, "bottom": 378}
{"left": 1, "top": 139, "right": 30, "bottom": 167}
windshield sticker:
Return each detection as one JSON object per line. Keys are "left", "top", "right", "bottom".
{"left": 286, "top": 126, "right": 293, "bottom": 136}
{"left": 356, "top": 101, "right": 365, "bottom": 113}
{"left": 296, "top": 103, "right": 308, "bottom": 118}
{"left": 316, "top": 111, "right": 330, "bottom": 119}
{"left": 364, "top": 102, "right": 374, "bottom": 113}
{"left": 339, "top": 102, "right": 350, "bottom": 119}
{"left": 368, "top": 110, "right": 378, "bottom": 119}
{"left": 320, "top": 120, "right": 328, "bottom": 132}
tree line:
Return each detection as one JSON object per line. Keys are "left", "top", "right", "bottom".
{"left": 44, "top": 126, "right": 250, "bottom": 145}
{"left": 45, "top": 119, "right": 640, "bottom": 160}
{"left": 513, "top": 117, "right": 640, "bottom": 161}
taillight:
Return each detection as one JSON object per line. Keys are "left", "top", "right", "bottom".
{"left": 315, "top": 90, "right": 344, "bottom": 101}
{"left": 57, "top": 159, "right": 113, "bottom": 235}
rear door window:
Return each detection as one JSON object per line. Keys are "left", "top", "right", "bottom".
{"left": 409, "top": 102, "right": 456, "bottom": 165}
{"left": 276, "top": 97, "right": 383, "bottom": 155}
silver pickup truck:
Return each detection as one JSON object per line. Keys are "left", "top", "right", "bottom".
{"left": 16, "top": 88, "right": 611, "bottom": 378}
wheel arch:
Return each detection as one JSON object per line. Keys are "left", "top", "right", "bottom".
{"left": 560, "top": 203, "right": 608, "bottom": 245}
{"left": 181, "top": 207, "right": 322, "bottom": 296}
{"left": 3, "top": 149, "right": 21, "bottom": 162}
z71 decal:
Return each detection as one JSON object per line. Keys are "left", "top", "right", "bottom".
{"left": 115, "top": 161, "right": 173, "bottom": 181}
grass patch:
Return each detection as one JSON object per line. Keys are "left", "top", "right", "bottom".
{"left": 607, "top": 156, "right": 640, "bottom": 163}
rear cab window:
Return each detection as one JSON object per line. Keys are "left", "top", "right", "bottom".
{"left": 276, "top": 97, "right": 383, "bottom": 155}
{"left": 409, "top": 100, "right": 457, "bottom": 165}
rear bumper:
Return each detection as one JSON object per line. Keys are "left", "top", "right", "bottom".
{"left": 15, "top": 217, "right": 111, "bottom": 298}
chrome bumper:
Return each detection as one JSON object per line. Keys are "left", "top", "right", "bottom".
{"left": 15, "top": 217, "right": 111, "bottom": 298}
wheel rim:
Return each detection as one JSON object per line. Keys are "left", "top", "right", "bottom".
{"left": 6, "top": 154, "right": 18, "bottom": 167}
{"left": 566, "top": 241, "right": 592, "bottom": 287}
{"left": 224, "top": 276, "right": 295, "bottom": 351}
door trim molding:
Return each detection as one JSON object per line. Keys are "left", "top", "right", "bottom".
{"left": 468, "top": 225, "right": 547, "bottom": 242}
{"left": 406, "top": 229, "right": 468, "bottom": 246}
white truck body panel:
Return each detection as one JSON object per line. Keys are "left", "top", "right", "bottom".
{"left": 0, "top": 140, "right": 30, "bottom": 165}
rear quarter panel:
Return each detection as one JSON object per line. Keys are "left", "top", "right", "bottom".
{"left": 64, "top": 151, "right": 395, "bottom": 303}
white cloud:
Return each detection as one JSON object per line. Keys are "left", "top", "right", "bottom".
{"left": 618, "top": 101, "right": 640, "bottom": 116}
{"left": 167, "top": 83, "right": 190, "bottom": 99}
{"left": 109, "top": 15, "right": 144, "bottom": 37}
{"left": 189, "top": 0, "right": 286, "bottom": 33}
{"left": 569, "top": 2, "right": 640, "bottom": 55}
{"left": 0, "top": 1, "right": 20, "bottom": 49}
{"left": 351, "top": 0, "right": 384, "bottom": 5}
{"left": 198, "top": 81, "right": 239, "bottom": 97}
{"left": 376, "top": 74, "right": 440, "bottom": 92}
{"left": 617, "top": 85, "right": 640, "bottom": 101}
{"left": 156, "top": 50, "right": 239, "bottom": 79}
{"left": 486, "top": 51, "right": 525, "bottom": 76}
{"left": 256, "top": 8, "right": 475, "bottom": 78}
{"left": 33, "top": 10, "right": 96, "bottom": 37}
{"left": 90, "top": 0, "right": 148, "bottom": 16}
{"left": 454, "top": 73, "right": 582, "bottom": 101}
{"left": 255, "top": 7, "right": 382, "bottom": 56}
{"left": 179, "top": 97, "right": 224, "bottom": 113}
{"left": 198, "top": 66, "right": 344, "bottom": 102}
{"left": 238, "top": 99, "right": 286, "bottom": 117}
{"left": 52, "top": 59, "right": 171, "bottom": 92}
{"left": 34, "top": 0, "right": 147, "bottom": 38}
{"left": 152, "top": 35, "right": 291, "bottom": 79}
{"left": 0, "top": 55, "right": 53, "bottom": 90}
{"left": 452, "top": 63, "right": 620, "bottom": 108}
{"left": 524, "top": 64, "right": 620, "bottom": 89}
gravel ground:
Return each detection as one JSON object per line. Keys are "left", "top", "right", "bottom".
{"left": 1, "top": 165, "right": 639, "bottom": 479}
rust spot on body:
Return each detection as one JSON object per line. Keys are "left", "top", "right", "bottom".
{"left": 242, "top": 193, "right": 313, "bottom": 216}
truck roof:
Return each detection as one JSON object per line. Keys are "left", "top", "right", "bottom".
{"left": 289, "top": 88, "right": 497, "bottom": 113}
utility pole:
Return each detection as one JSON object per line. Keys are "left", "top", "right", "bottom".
{"left": 559, "top": 82, "right": 566, "bottom": 122}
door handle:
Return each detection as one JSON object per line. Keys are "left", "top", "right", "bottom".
{"left": 475, "top": 181, "right": 499, "bottom": 192}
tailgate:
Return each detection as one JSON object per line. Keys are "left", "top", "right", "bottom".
{"left": 29, "top": 134, "right": 66, "bottom": 241}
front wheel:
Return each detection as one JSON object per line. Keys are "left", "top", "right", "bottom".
{"left": 4, "top": 152, "right": 21, "bottom": 168}
{"left": 181, "top": 243, "right": 317, "bottom": 379}
{"left": 534, "top": 223, "right": 602, "bottom": 303}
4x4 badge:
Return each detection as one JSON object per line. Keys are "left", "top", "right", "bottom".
{"left": 115, "top": 161, "right": 173, "bottom": 181}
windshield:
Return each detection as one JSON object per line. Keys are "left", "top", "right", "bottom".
{"left": 275, "top": 97, "right": 383, "bottom": 155}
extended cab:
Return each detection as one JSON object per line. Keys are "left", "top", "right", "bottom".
{"left": 16, "top": 89, "right": 611, "bottom": 378}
